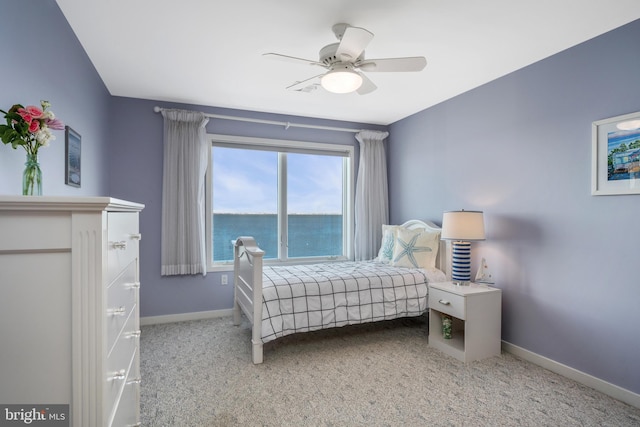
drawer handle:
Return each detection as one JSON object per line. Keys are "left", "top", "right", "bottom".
{"left": 126, "top": 281, "right": 141, "bottom": 290}
{"left": 130, "top": 233, "right": 142, "bottom": 241}
{"left": 109, "top": 369, "right": 126, "bottom": 382}
{"left": 126, "top": 330, "right": 141, "bottom": 339}
{"left": 108, "top": 306, "right": 126, "bottom": 316}
{"left": 127, "top": 377, "right": 142, "bottom": 385}
{"left": 112, "top": 241, "right": 127, "bottom": 250}
{"left": 438, "top": 299, "right": 451, "bottom": 306}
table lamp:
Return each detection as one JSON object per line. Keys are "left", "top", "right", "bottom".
{"left": 441, "top": 210, "right": 486, "bottom": 285}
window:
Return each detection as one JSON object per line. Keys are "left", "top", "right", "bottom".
{"left": 206, "top": 134, "right": 354, "bottom": 269}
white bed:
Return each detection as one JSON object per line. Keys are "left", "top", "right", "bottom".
{"left": 232, "top": 220, "right": 449, "bottom": 364}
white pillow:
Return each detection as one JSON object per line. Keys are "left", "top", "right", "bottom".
{"left": 377, "top": 224, "right": 400, "bottom": 263}
{"left": 391, "top": 228, "right": 440, "bottom": 269}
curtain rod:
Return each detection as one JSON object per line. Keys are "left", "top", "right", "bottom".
{"left": 153, "top": 106, "right": 365, "bottom": 134}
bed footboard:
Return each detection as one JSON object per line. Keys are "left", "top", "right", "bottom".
{"left": 233, "top": 237, "right": 265, "bottom": 364}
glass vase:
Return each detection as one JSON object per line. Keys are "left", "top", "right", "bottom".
{"left": 23, "top": 153, "right": 42, "bottom": 196}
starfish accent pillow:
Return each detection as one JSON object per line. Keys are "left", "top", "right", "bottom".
{"left": 391, "top": 228, "right": 440, "bottom": 269}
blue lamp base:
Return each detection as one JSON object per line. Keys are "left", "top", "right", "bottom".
{"left": 451, "top": 241, "right": 471, "bottom": 285}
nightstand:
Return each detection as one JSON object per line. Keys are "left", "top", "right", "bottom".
{"left": 428, "top": 282, "right": 502, "bottom": 362}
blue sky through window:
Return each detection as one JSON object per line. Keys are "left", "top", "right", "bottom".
{"left": 212, "top": 147, "right": 343, "bottom": 214}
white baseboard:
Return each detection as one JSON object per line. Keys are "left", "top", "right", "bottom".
{"left": 141, "top": 309, "right": 234, "bottom": 326}
{"left": 502, "top": 341, "right": 640, "bottom": 409}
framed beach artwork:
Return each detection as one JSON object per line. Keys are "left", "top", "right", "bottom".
{"left": 592, "top": 111, "right": 640, "bottom": 195}
{"left": 65, "top": 126, "right": 81, "bottom": 187}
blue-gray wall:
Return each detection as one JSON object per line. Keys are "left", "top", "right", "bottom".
{"left": 2, "top": 0, "right": 638, "bottom": 397}
{"left": 0, "top": 0, "right": 111, "bottom": 196}
{"left": 108, "top": 96, "right": 386, "bottom": 320}
{"left": 389, "top": 19, "right": 640, "bottom": 394}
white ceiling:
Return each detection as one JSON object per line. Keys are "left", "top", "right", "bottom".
{"left": 56, "top": 0, "right": 640, "bottom": 126}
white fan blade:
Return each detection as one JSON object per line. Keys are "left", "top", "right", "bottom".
{"left": 263, "top": 53, "right": 326, "bottom": 68}
{"left": 286, "top": 73, "right": 325, "bottom": 90}
{"left": 293, "top": 83, "right": 320, "bottom": 93}
{"left": 356, "top": 73, "right": 377, "bottom": 95}
{"left": 358, "top": 57, "right": 427, "bottom": 72}
{"left": 335, "top": 26, "right": 374, "bottom": 62}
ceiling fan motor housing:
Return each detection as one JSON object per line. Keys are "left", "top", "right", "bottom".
{"left": 319, "top": 43, "right": 364, "bottom": 67}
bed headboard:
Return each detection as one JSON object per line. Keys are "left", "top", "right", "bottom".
{"left": 400, "top": 219, "right": 450, "bottom": 279}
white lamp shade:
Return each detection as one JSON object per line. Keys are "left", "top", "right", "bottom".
{"left": 321, "top": 70, "right": 363, "bottom": 94}
{"left": 441, "top": 210, "right": 485, "bottom": 241}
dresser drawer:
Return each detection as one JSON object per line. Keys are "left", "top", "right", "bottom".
{"left": 106, "top": 308, "right": 138, "bottom": 419}
{"left": 110, "top": 350, "right": 140, "bottom": 427}
{"left": 106, "top": 260, "right": 138, "bottom": 354}
{"left": 107, "top": 212, "right": 140, "bottom": 284}
{"left": 110, "top": 372, "right": 140, "bottom": 427}
{"left": 0, "top": 212, "right": 70, "bottom": 251}
{"left": 429, "top": 287, "right": 466, "bottom": 319}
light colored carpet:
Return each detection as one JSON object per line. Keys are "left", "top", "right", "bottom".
{"left": 140, "top": 316, "right": 640, "bottom": 426}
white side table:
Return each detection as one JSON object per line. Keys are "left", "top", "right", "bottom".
{"left": 428, "top": 282, "right": 502, "bottom": 362}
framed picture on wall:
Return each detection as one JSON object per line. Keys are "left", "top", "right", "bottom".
{"left": 65, "top": 126, "right": 81, "bottom": 188}
{"left": 592, "top": 111, "right": 640, "bottom": 195}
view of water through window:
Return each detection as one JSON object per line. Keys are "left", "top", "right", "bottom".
{"left": 212, "top": 213, "right": 343, "bottom": 261}
{"left": 212, "top": 146, "right": 345, "bottom": 261}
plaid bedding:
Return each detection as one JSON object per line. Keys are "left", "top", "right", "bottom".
{"left": 260, "top": 261, "right": 445, "bottom": 343}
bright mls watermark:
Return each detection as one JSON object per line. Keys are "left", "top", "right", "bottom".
{"left": 1, "top": 405, "right": 69, "bottom": 426}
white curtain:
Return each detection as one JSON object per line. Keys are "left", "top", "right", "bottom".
{"left": 160, "top": 109, "right": 210, "bottom": 276}
{"left": 354, "top": 130, "right": 390, "bottom": 261}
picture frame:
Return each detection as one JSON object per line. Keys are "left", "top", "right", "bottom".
{"left": 65, "top": 126, "right": 81, "bottom": 188}
{"left": 592, "top": 111, "right": 640, "bottom": 195}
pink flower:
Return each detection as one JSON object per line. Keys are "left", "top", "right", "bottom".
{"left": 44, "top": 117, "right": 65, "bottom": 130}
{"left": 29, "top": 119, "right": 40, "bottom": 133}
{"left": 2, "top": 101, "right": 63, "bottom": 155}
{"left": 17, "top": 108, "right": 33, "bottom": 124}
{"left": 25, "top": 105, "right": 44, "bottom": 119}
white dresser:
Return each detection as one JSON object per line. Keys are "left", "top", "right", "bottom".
{"left": 0, "top": 196, "right": 144, "bottom": 426}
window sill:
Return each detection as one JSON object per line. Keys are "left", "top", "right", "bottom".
{"left": 208, "top": 256, "right": 352, "bottom": 273}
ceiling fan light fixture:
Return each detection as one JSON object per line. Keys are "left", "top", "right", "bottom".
{"left": 321, "top": 69, "right": 363, "bottom": 94}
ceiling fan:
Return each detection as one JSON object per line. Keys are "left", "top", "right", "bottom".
{"left": 264, "top": 23, "right": 427, "bottom": 95}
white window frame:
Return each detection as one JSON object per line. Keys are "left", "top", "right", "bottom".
{"left": 206, "top": 134, "right": 355, "bottom": 272}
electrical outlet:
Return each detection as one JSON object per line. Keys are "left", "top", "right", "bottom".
{"left": 221, "top": 274, "right": 228, "bottom": 285}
